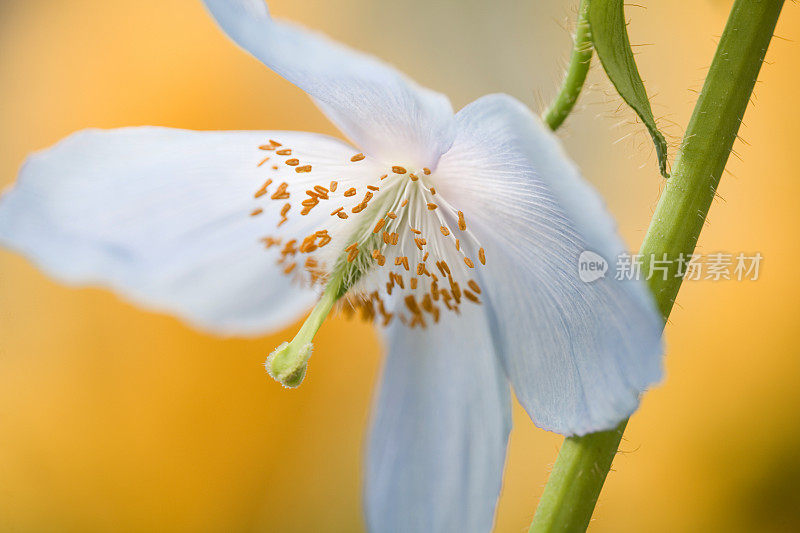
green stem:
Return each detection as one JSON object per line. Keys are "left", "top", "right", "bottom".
{"left": 543, "top": 0, "right": 593, "bottom": 131}
{"left": 530, "top": 1, "right": 784, "bottom": 531}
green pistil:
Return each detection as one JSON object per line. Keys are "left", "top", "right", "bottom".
{"left": 265, "top": 275, "right": 343, "bottom": 388}
{"left": 266, "top": 183, "right": 402, "bottom": 387}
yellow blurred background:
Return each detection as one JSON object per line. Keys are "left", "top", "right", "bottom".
{"left": 1, "top": 0, "right": 798, "bottom": 531}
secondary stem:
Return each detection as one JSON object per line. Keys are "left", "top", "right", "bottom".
{"left": 543, "top": 0, "right": 593, "bottom": 130}
{"left": 530, "top": 1, "right": 784, "bottom": 531}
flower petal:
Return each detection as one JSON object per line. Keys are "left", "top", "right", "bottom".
{"left": 0, "top": 127, "right": 381, "bottom": 335}
{"left": 201, "top": 0, "right": 456, "bottom": 167}
{"left": 434, "top": 94, "right": 664, "bottom": 436}
{"left": 366, "top": 305, "right": 511, "bottom": 532}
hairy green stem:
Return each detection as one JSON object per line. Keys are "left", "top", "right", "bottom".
{"left": 530, "top": 1, "right": 784, "bottom": 531}
{"left": 543, "top": 0, "right": 593, "bottom": 130}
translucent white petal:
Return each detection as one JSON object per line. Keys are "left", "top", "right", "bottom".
{"left": 366, "top": 305, "right": 511, "bottom": 532}
{"left": 201, "top": 0, "right": 456, "bottom": 167}
{"left": 0, "top": 127, "right": 382, "bottom": 335}
{"left": 435, "top": 94, "right": 664, "bottom": 436}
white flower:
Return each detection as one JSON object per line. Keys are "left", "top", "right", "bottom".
{"left": 0, "top": 1, "right": 663, "bottom": 531}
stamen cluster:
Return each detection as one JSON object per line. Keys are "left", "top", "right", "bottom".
{"left": 249, "top": 139, "right": 487, "bottom": 328}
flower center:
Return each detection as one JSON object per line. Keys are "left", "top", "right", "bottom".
{"left": 250, "top": 139, "right": 487, "bottom": 330}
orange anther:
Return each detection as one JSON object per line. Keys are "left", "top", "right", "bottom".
{"left": 254, "top": 178, "right": 273, "bottom": 198}
{"left": 270, "top": 182, "right": 290, "bottom": 200}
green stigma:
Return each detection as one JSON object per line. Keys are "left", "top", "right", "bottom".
{"left": 265, "top": 275, "right": 343, "bottom": 388}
